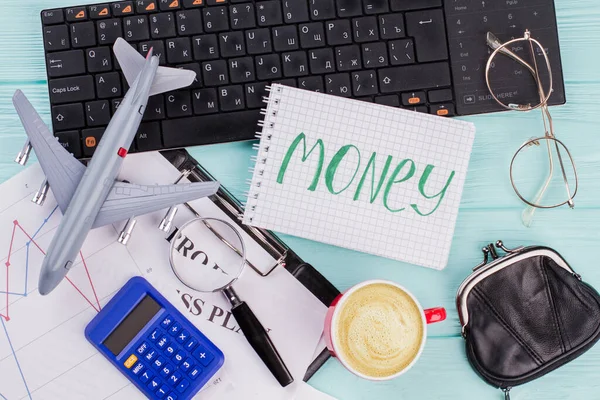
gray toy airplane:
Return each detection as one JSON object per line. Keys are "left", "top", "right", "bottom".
{"left": 13, "top": 38, "right": 219, "bottom": 296}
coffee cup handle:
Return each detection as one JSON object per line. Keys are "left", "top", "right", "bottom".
{"left": 424, "top": 307, "right": 446, "bottom": 324}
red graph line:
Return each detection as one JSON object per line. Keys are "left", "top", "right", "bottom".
{"left": 1, "top": 220, "right": 102, "bottom": 321}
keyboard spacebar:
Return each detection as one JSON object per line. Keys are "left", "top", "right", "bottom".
{"left": 378, "top": 62, "right": 451, "bottom": 93}
{"left": 162, "top": 110, "right": 261, "bottom": 148}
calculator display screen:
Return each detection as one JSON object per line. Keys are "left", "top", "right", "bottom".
{"left": 103, "top": 295, "right": 162, "bottom": 356}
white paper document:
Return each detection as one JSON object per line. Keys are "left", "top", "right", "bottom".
{"left": 0, "top": 153, "right": 327, "bottom": 400}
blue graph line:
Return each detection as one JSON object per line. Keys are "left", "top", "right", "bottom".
{"left": 1, "top": 318, "right": 31, "bottom": 399}
{"left": 0, "top": 205, "right": 58, "bottom": 400}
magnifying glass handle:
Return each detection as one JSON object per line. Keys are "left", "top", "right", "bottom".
{"left": 231, "top": 301, "right": 294, "bottom": 387}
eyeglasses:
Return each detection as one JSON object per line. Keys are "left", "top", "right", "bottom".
{"left": 485, "top": 30, "right": 578, "bottom": 227}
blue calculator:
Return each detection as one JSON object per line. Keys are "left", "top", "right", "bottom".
{"left": 86, "top": 277, "right": 224, "bottom": 400}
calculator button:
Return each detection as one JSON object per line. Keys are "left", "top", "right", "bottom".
{"left": 166, "top": 393, "right": 178, "bottom": 400}
{"left": 176, "top": 379, "right": 190, "bottom": 393}
{"left": 153, "top": 356, "right": 166, "bottom": 370}
{"left": 172, "top": 350, "right": 185, "bottom": 365}
{"left": 157, "top": 335, "right": 170, "bottom": 349}
{"left": 193, "top": 345, "right": 215, "bottom": 366}
{"left": 161, "top": 315, "right": 174, "bottom": 328}
{"left": 169, "top": 371, "right": 182, "bottom": 385}
{"left": 184, "top": 337, "right": 198, "bottom": 351}
{"left": 157, "top": 384, "right": 169, "bottom": 399}
{"left": 188, "top": 366, "right": 202, "bottom": 380}
{"left": 140, "top": 370, "right": 153, "bottom": 383}
{"left": 148, "top": 377, "right": 161, "bottom": 390}
{"left": 136, "top": 341, "right": 149, "bottom": 355}
{"left": 165, "top": 344, "right": 176, "bottom": 357}
{"left": 124, "top": 354, "right": 138, "bottom": 369}
{"left": 149, "top": 328, "right": 161, "bottom": 342}
{"left": 132, "top": 362, "right": 145, "bottom": 375}
{"left": 145, "top": 348, "right": 158, "bottom": 361}
{"left": 161, "top": 363, "right": 174, "bottom": 378}
{"left": 180, "top": 358, "right": 194, "bottom": 372}
{"left": 169, "top": 322, "right": 182, "bottom": 336}
{"left": 176, "top": 330, "right": 189, "bottom": 344}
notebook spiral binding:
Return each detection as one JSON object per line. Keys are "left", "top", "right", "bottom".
{"left": 244, "top": 85, "right": 284, "bottom": 224}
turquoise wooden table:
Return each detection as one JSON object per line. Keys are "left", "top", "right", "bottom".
{"left": 1, "top": 1, "right": 599, "bottom": 399}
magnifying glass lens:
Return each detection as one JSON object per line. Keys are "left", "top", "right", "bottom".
{"left": 169, "top": 218, "right": 246, "bottom": 293}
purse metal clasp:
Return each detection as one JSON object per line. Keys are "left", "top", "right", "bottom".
{"left": 473, "top": 240, "right": 524, "bottom": 271}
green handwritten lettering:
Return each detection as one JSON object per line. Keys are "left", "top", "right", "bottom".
{"left": 325, "top": 145, "right": 361, "bottom": 194}
{"left": 277, "top": 132, "right": 325, "bottom": 191}
{"left": 410, "top": 165, "right": 455, "bottom": 216}
{"left": 383, "top": 159, "right": 416, "bottom": 213}
{"left": 353, "top": 153, "right": 392, "bottom": 203}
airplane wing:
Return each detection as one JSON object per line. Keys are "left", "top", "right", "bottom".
{"left": 13, "top": 90, "right": 86, "bottom": 213}
{"left": 92, "top": 181, "right": 220, "bottom": 229}
{"left": 113, "top": 38, "right": 196, "bottom": 97}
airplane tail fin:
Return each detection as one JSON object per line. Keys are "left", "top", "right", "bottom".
{"left": 113, "top": 38, "right": 196, "bottom": 96}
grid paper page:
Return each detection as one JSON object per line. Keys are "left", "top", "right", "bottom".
{"left": 243, "top": 85, "right": 476, "bottom": 269}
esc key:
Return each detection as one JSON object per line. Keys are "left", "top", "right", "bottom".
{"left": 42, "top": 9, "right": 64, "bottom": 25}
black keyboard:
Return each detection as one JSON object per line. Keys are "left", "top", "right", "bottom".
{"left": 41, "top": 0, "right": 566, "bottom": 159}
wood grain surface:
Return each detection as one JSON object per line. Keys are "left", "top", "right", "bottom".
{"left": 0, "top": 0, "right": 599, "bottom": 399}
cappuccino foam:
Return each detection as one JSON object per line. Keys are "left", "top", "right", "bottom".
{"left": 334, "top": 283, "right": 424, "bottom": 378}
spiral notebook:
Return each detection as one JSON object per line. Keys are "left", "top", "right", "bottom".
{"left": 243, "top": 85, "right": 476, "bottom": 269}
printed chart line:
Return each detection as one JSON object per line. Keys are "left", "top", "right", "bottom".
{"left": 0, "top": 206, "right": 103, "bottom": 399}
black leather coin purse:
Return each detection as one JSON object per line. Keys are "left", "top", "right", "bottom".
{"left": 456, "top": 241, "right": 600, "bottom": 399}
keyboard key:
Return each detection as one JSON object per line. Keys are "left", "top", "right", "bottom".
{"left": 160, "top": 0, "right": 182, "bottom": 10}
{"left": 283, "top": 0, "right": 309, "bottom": 23}
{"left": 96, "top": 72, "right": 122, "bottom": 99}
{"left": 177, "top": 10, "right": 203, "bottom": 35}
{"left": 309, "top": 48, "right": 335, "bottom": 74}
{"left": 124, "top": 15, "right": 150, "bottom": 41}
{"left": 184, "top": 337, "right": 199, "bottom": 352}
{"left": 166, "top": 393, "right": 178, "bottom": 400}
{"left": 140, "top": 370, "right": 153, "bottom": 383}
{"left": 132, "top": 362, "right": 145, "bottom": 375}
{"left": 173, "top": 349, "right": 186, "bottom": 365}
{"left": 272, "top": 26, "right": 298, "bottom": 52}
{"left": 162, "top": 110, "right": 260, "bottom": 146}
{"left": 52, "top": 104, "right": 85, "bottom": 131}
{"left": 42, "top": 9, "right": 65, "bottom": 25}
{"left": 219, "top": 31, "right": 245, "bottom": 57}
{"left": 405, "top": 9, "right": 448, "bottom": 62}
{"left": 299, "top": 23, "right": 326, "bottom": 49}
{"left": 112, "top": 2, "right": 135, "bottom": 16}
{"left": 153, "top": 356, "right": 166, "bottom": 370}
{"left": 375, "top": 94, "right": 400, "bottom": 107}
{"left": 136, "top": 122, "right": 163, "bottom": 150}
{"left": 229, "top": 57, "right": 255, "bottom": 83}
{"left": 352, "top": 16, "right": 379, "bottom": 43}
{"left": 428, "top": 88, "right": 453, "bottom": 103}
{"left": 326, "top": 20, "right": 352, "bottom": 46}
{"left": 401, "top": 91, "right": 425, "bottom": 106}
{"left": 85, "top": 100, "right": 111, "bottom": 126}
{"left": 66, "top": 7, "right": 88, "bottom": 22}
{"left": 389, "top": 39, "right": 415, "bottom": 65}
{"left": 247, "top": 28, "right": 273, "bottom": 54}
{"left": 44, "top": 25, "right": 70, "bottom": 51}
{"left": 160, "top": 363, "right": 174, "bottom": 378}
{"left": 112, "top": 98, "right": 123, "bottom": 114}
{"left": 151, "top": 12, "right": 177, "bottom": 38}
{"left": 336, "top": 45, "right": 361, "bottom": 71}
{"left": 177, "top": 63, "right": 202, "bottom": 88}
{"left": 157, "top": 335, "right": 170, "bottom": 349}
{"left": 203, "top": 6, "right": 229, "bottom": 32}
{"left": 181, "top": 358, "right": 195, "bottom": 372}
{"left": 124, "top": 354, "right": 138, "bottom": 369}
{"left": 82, "top": 128, "right": 105, "bottom": 157}
{"left": 90, "top": 4, "right": 111, "bottom": 19}
{"left": 188, "top": 366, "right": 202, "bottom": 380}
{"left": 257, "top": 1, "right": 283, "bottom": 26}
{"left": 363, "top": 0, "right": 388, "bottom": 14}
{"left": 137, "top": 0, "right": 159, "bottom": 13}
{"left": 430, "top": 103, "right": 455, "bottom": 117}
{"left": 176, "top": 379, "right": 190, "bottom": 393}
{"left": 49, "top": 76, "right": 95, "bottom": 104}
{"left": 310, "top": 0, "right": 336, "bottom": 20}
{"left": 150, "top": 327, "right": 161, "bottom": 341}
{"left": 147, "top": 376, "right": 161, "bottom": 391}
{"left": 98, "top": 19, "right": 123, "bottom": 45}
{"left": 193, "top": 345, "right": 215, "bottom": 366}
{"left": 282, "top": 51, "right": 309, "bottom": 77}
{"left": 145, "top": 348, "right": 159, "bottom": 361}
{"left": 140, "top": 41, "right": 167, "bottom": 64}
{"left": 183, "top": 0, "right": 205, "bottom": 7}
{"left": 202, "top": 60, "right": 229, "bottom": 85}
{"left": 192, "top": 88, "right": 219, "bottom": 114}
{"left": 326, "top": 73, "right": 351, "bottom": 97}
{"left": 56, "top": 131, "right": 82, "bottom": 158}
{"left": 379, "top": 13, "right": 405, "bottom": 39}
{"left": 193, "top": 34, "right": 219, "bottom": 60}
{"left": 169, "top": 371, "right": 183, "bottom": 385}
{"left": 219, "top": 85, "right": 245, "bottom": 111}
{"left": 156, "top": 384, "right": 168, "bottom": 398}
{"left": 362, "top": 43, "right": 388, "bottom": 68}
{"left": 230, "top": 3, "right": 256, "bottom": 29}
{"left": 47, "top": 50, "right": 86, "bottom": 78}
{"left": 86, "top": 47, "right": 112, "bottom": 73}
{"left": 298, "top": 76, "right": 324, "bottom": 92}
{"left": 207, "top": 0, "right": 228, "bottom": 5}
{"left": 352, "top": 70, "right": 378, "bottom": 96}
{"left": 166, "top": 38, "right": 193, "bottom": 63}
{"left": 378, "top": 62, "right": 451, "bottom": 93}
{"left": 390, "top": 0, "right": 441, "bottom": 11}
{"left": 336, "top": 0, "right": 362, "bottom": 17}
{"left": 166, "top": 91, "right": 193, "bottom": 117}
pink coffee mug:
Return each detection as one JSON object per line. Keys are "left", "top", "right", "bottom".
{"left": 324, "top": 280, "right": 446, "bottom": 381}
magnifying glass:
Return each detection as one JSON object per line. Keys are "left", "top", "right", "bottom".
{"left": 169, "top": 217, "right": 293, "bottom": 387}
